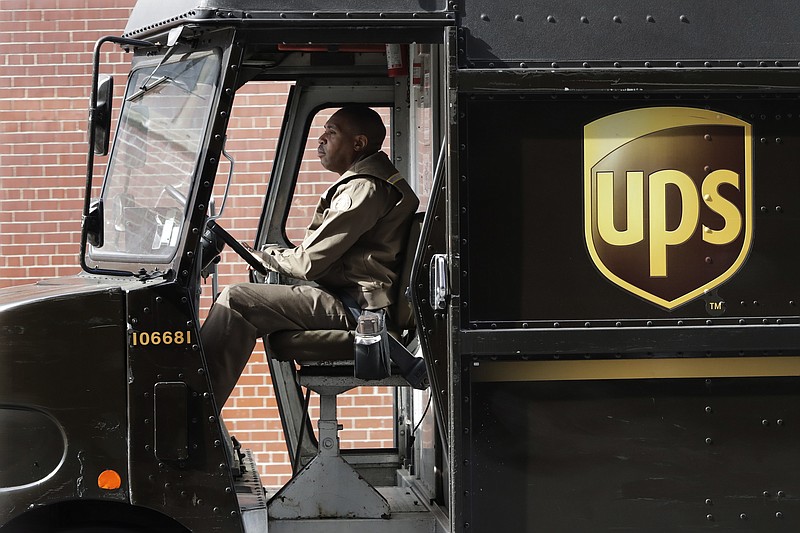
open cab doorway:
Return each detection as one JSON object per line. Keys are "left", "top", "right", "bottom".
{"left": 216, "top": 43, "right": 448, "bottom": 530}
{"left": 194, "top": 29, "right": 447, "bottom": 531}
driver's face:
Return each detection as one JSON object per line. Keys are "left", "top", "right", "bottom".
{"left": 317, "top": 111, "right": 359, "bottom": 175}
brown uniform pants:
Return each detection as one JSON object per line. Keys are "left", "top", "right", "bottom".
{"left": 200, "top": 283, "right": 355, "bottom": 404}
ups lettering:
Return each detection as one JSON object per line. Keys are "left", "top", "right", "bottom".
{"left": 584, "top": 107, "right": 752, "bottom": 310}
{"left": 595, "top": 169, "right": 742, "bottom": 277}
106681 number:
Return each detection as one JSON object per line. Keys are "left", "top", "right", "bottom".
{"left": 130, "top": 330, "right": 192, "bottom": 346}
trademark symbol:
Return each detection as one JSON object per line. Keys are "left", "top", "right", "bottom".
{"left": 706, "top": 299, "right": 726, "bottom": 316}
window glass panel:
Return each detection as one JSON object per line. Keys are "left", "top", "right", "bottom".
{"left": 89, "top": 49, "right": 220, "bottom": 264}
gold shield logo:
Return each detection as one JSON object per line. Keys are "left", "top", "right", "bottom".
{"left": 584, "top": 107, "right": 753, "bottom": 310}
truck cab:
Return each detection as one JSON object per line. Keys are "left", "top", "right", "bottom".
{"left": 2, "top": 2, "right": 450, "bottom": 532}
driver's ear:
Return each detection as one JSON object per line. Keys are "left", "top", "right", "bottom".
{"left": 353, "top": 134, "right": 368, "bottom": 152}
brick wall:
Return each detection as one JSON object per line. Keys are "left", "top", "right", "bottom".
{"left": 1, "top": 1, "right": 393, "bottom": 487}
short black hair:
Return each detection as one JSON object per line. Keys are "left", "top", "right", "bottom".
{"left": 335, "top": 105, "right": 387, "bottom": 153}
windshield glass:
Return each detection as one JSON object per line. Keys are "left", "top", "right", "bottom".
{"left": 88, "top": 49, "right": 220, "bottom": 265}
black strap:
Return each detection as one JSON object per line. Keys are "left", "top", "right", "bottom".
{"left": 332, "top": 289, "right": 419, "bottom": 374}
{"left": 335, "top": 289, "right": 362, "bottom": 324}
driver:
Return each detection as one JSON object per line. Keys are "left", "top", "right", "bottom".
{"left": 201, "top": 105, "right": 420, "bottom": 405}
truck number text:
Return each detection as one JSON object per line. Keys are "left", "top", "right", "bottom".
{"left": 130, "top": 330, "right": 192, "bottom": 347}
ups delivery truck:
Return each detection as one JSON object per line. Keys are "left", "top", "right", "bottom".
{"left": 4, "top": 1, "right": 800, "bottom": 532}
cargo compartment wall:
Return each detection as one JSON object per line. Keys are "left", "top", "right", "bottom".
{"left": 467, "top": 376, "right": 800, "bottom": 531}
{"left": 460, "top": 95, "right": 800, "bottom": 355}
{"left": 459, "top": 0, "right": 800, "bottom": 69}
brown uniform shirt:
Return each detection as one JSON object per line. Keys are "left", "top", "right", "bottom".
{"left": 256, "top": 151, "right": 420, "bottom": 310}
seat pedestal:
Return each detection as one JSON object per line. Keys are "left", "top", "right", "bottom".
{"left": 268, "top": 379, "right": 396, "bottom": 519}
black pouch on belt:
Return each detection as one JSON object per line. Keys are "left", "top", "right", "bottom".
{"left": 354, "top": 309, "right": 391, "bottom": 380}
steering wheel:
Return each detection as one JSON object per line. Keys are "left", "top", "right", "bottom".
{"left": 206, "top": 219, "right": 269, "bottom": 276}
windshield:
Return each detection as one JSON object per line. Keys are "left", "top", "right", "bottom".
{"left": 88, "top": 49, "right": 220, "bottom": 265}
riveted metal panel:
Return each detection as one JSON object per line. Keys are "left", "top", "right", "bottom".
{"left": 459, "top": 93, "right": 800, "bottom": 359}
{"left": 0, "top": 277, "right": 128, "bottom": 524}
{"left": 467, "top": 376, "right": 800, "bottom": 531}
{"left": 460, "top": 0, "right": 800, "bottom": 68}
{"left": 125, "top": 0, "right": 451, "bottom": 39}
{"left": 126, "top": 281, "right": 243, "bottom": 533}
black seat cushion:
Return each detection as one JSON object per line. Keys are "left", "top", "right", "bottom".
{"left": 268, "top": 330, "right": 354, "bottom": 362}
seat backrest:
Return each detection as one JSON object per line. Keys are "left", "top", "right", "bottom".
{"left": 390, "top": 211, "right": 424, "bottom": 333}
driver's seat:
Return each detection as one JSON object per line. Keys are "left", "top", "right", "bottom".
{"left": 264, "top": 212, "right": 424, "bottom": 520}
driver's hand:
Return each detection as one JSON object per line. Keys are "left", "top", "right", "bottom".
{"left": 241, "top": 242, "right": 269, "bottom": 267}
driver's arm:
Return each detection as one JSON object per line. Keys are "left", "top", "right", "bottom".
{"left": 252, "top": 177, "right": 393, "bottom": 280}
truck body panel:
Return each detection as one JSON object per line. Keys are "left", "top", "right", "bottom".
{"left": 6, "top": 1, "right": 800, "bottom": 532}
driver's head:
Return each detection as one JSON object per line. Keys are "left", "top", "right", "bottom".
{"left": 317, "top": 106, "right": 386, "bottom": 175}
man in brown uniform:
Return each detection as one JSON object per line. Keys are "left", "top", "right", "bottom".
{"left": 201, "top": 106, "right": 420, "bottom": 404}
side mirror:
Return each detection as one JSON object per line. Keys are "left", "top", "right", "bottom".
{"left": 93, "top": 75, "right": 113, "bottom": 156}
{"left": 84, "top": 199, "right": 104, "bottom": 248}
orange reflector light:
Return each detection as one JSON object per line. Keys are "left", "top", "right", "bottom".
{"left": 97, "top": 469, "right": 122, "bottom": 490}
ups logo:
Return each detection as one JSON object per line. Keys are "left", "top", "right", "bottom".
{"left": 584, "top": 107, "right": 753, "bottom": 310}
